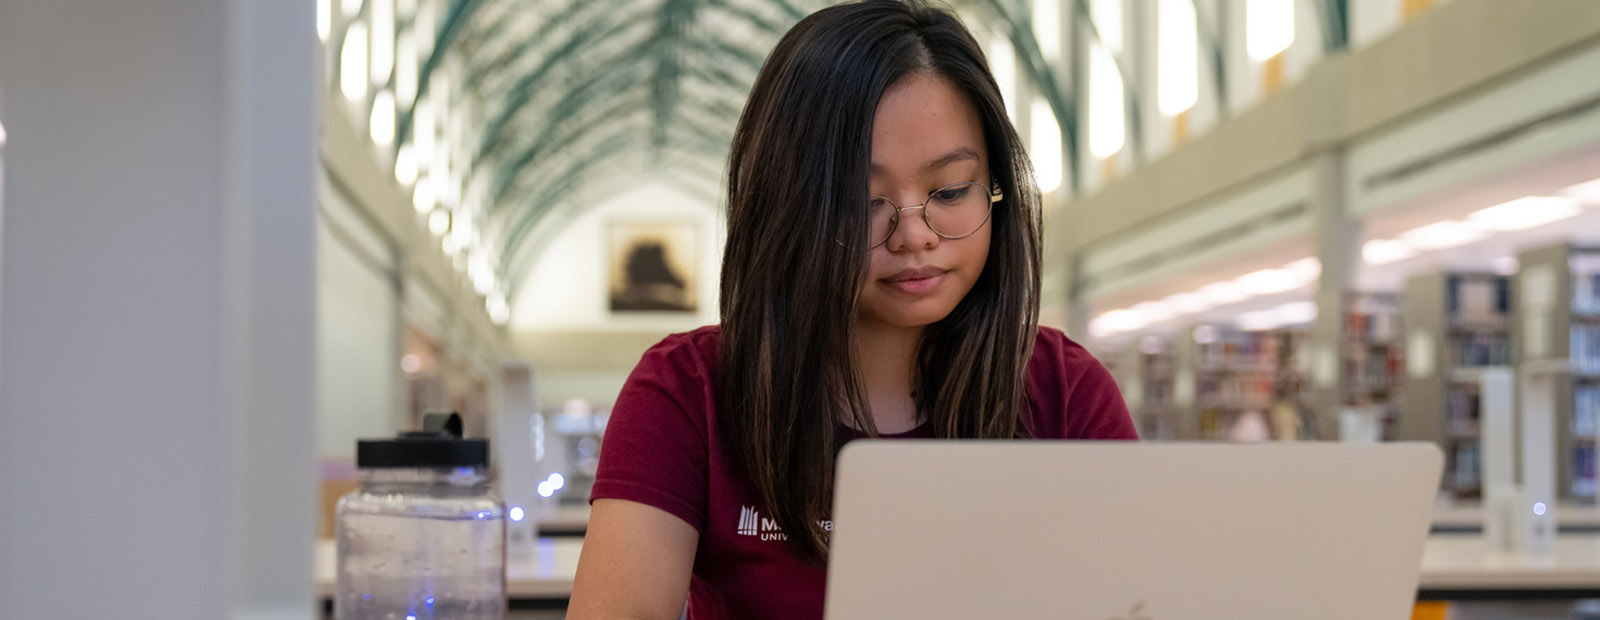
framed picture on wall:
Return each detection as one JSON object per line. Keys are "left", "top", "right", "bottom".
{"left": 608, "top": 219, "right": 699, "bottom": 314}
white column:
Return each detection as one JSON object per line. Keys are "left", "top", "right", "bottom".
{"left": 1309, "top": 152, "right": 1356, "bottom": 440}
{"left": 1518, "top": 361, "right": 1563, "bottom": 556}
{"left": 0, "top": 1, "right": 317, "bottom": 618}
{"left": 1477, "top": 368, "right": 1518, "bottom": 552}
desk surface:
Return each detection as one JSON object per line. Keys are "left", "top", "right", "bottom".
{"left": 315, "top": 538, "right": 583, "bottom": 599}
{"left": 1418, "top": 533, "right": 1600, "bottom": 591}
{"left": 536, "top": 504, "right": 592, "bottom": 535}
{"left": 316, "top": 534, "right": 1600, "bottom": 601}
{"left": 531, "top": 502, "right": 1600, "bottom": 535}
{"left": 1431, "top": 503, "right": 1600, "bottom": 530}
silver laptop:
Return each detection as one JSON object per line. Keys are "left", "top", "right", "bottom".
{"left": 825, "top": 442, "right": 1442, "bottom": 620}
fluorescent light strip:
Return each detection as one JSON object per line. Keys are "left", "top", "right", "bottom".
{"left": 1399, "top": 220, "right": 1486, "bottom": 250}
{"left": 1235, "top": 268, "right": 1302, "bottom": 295}
{"left": 1091, "top": 258, "right": 1318, "bottom": 337}
{"left": 1469, "top": 196, "right": 1581, "bottom": 231}
{"left": 1363, "top": 239, "right": 1417, "bottom": 265}
{"left": 1562, "top": 178, "right": 1600, "bottom": 204}
{"left": 1272, "top": 301, "right": 1317, "bottom": 326}
{"left": 1163, "top": 292, "right": 1213, "bottom": 314}
{"left": 1196, "top": 281, "right": 1251, "bottom": 305}
{"left": 1237, "top": 310, "right": 1279, "bottom": 332}
{"left": 1131, "top": 301, "right": 1177, "bottom": 324}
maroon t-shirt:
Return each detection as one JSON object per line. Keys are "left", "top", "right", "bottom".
{"left": 590, "top": 325, "right": 1137, "bottom": 619}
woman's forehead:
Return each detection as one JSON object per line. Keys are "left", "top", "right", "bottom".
{"left": 869, "top": 75, "right": 987, "bottom": 179}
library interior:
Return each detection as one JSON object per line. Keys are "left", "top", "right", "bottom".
{"left": 4, "top": 0, "right": 1600, "bottom": 619}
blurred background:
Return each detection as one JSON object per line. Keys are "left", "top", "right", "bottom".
{"left": 4, "top": 0, "right": 1600, "bottom": 618}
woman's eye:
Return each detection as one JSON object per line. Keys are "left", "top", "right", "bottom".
{"left": 869, "top": 197, "right": 891, "bottom": 210}
{"left": 933, "top": 186, "right": 970, "bottom": 202}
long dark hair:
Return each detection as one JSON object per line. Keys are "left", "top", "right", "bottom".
{"left": 718, "top": 0, "right": 1042, "bottom": 562}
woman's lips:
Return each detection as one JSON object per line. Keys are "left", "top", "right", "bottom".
{"left": 882, "top": 267, "right": 947, "bottom": 294}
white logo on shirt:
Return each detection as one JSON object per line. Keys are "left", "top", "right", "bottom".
{"left": 737, "top": 505, "right": 760, "bottom": 537}
{"left": 736, "top": 506, "right": 833, "bottom": 542}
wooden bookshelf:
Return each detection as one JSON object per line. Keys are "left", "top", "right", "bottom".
{"left": 1343, "top": 293, "right": 1405, "bottom": 440}
{"left": 1096, "top": 338, "right": 1178, "bottom": 441}
{"left": 1191, "top": 326, "right": 1311, "bottom": 441}
{"left": 1134, "top": 336, "right": 1179, "bottom": 441}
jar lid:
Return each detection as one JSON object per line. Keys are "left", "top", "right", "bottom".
{"left": 356, "top": 412, "right": 490, "bottom": 468}
{"left": 357, "top": 436, "right": 489, "bottom": 468}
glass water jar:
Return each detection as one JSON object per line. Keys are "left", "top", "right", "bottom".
{"left": 336, "top": 421, "right": 505, "bottom": 620}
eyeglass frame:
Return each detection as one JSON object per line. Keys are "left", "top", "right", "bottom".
{"left": 866, "top": 180, "right": 1004, "bottom": 249}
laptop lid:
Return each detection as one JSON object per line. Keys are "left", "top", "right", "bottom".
{"left": 824, "top": 442, "right": 1442, "bottom": 620}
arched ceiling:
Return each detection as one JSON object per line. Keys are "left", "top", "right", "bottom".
{"left": 387, "top": 0, "right": 1072, "bottom": 293}
{"left": 393, "top": 0, "right": 835, "bottom": 289}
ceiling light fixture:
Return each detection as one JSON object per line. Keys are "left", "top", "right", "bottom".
{"left": 427, "top": 209, "right": 449, "bottom": 236}
{"left": 1399, "top": 220, "right": 1486, "bottom": 250}
{"left": 1271, "top": 301, "right": 1318, "bottom": 326}
{"left": 1561, "top": 178, "right": 1600, "bottom": 204}
{"left": 1090, "top": 309, "right": 1150, "bottom": 338}
{"left": 369, "top": 90, "right": 396, "bottom": 146}
{"left": 1195, "top": 281, "right": 1252, "bottom": 305}
{"left": 1235, "top": 268, "right": 1303, "bottom": 295}
{"left": 339, "top": 22, "right": 369, "bottom": 101}
{"left": 412, "top": 176, "right": 435, "bottom": 213}
{"left": 1468, "top": 196, "right": 1581, "bottom": 231}
{"left": 1131, "top": 301, "right": 1178, "bottom": 324}
{"left": 1237, "top": 309, "right": 1280, "bottom": 332}
{"left": 1363, "top": 239, "right": 1417, "bottom": 265}
{"left": 1163, "top": 292, "right": 1214, "bottom": 314}
{"left": 487, "top": 292, "right": 511, "bottom": 326}
{"left": 394, "top": 144, "right": 418, "bottom": 185}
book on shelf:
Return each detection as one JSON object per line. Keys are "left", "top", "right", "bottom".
{"left": 1445, "top": 387, "right": 1481, "bottom": 437}
{"left": 1572, "top": 253, "right": 1600, "bottom": 314}
{"left": 1343, "top": 300, "right": 1403, "bottom": 343}
{"left": 1578, "top": 386, "right": 1599, "bottom": 439}
{"left": 1447, "top": 275, "right": 1509, "bottom": 326}
{"left": 1575, "top": 323, "right": 1600, "bottom": 375}
{"left": 1453, "top": 441, "right": 1481, "bottom": 493}
{"left": 1454, "top": 331, "right": 1512, "bottom": 367}
{"left": 1577, "top": 383, "right": 1598, "bottom": 498}
{"left": 1575, "top": 443, "right": 1597, "bottom": 498}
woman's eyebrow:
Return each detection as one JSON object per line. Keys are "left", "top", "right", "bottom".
{"left": 869, "top": 147, "right": 981, "bottom": 174}
{"left": 924, "top": 147, "right": 980, "bottom": 171}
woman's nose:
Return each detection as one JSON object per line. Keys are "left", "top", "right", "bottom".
{"left": 885, "top": 203, "right": 939, "bottom": 252}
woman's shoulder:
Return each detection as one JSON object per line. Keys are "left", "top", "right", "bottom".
{"left": 646, "top": 324, "right": 723, "bottom": 357}
{"left": 1025, "top": 325, "right": 1134, "bottom": 439}
{"left": 631, "top": 325, "right": 722, "bottom": 381}
{"left": 649, "top": 324, "right": 722, "bottom": 353}
{"left": 1028, "top": 325, "right": 1101, "bottom": 373}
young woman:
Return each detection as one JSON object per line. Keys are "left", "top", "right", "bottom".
{"left": 568, "top": 1, "right": 1136, "bottom": 617}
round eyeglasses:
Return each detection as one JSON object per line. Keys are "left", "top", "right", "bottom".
{"left": 868, "top": 181, "right": 1002, "bottom": 249}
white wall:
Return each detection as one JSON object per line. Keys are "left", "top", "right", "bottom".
{"left": 316, "top": 208, "right": 401, "bottom": 459}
